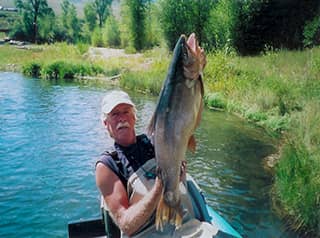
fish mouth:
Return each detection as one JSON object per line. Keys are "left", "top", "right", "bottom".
{"left": 164, "top": 191, "right": 180, "bottom": 207}
{"left": 182, "top": 33, "right": 207, "bottom": 81}
{"left": 187, "top": 33, "right": 197, "bottom": 54}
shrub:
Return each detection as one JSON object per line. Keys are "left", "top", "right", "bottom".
{"left": 91, "top": 27, "right": 104, "bottom": 47}
{"left": 205, "top": 92, "right": 227, "bottom": 109}
{"left": 104, "top": 15, "right": 121, "bottom": 47}
{"left": 40, "top": 61, "right": 104, "bottom": 80}
{"left": 22, "top": 62, "right": 42, "bottom": 78}
{"left": 303, "top": 16, "right": 320, "bottom": 48}
{"left": 76, "top": 42, "right": 90, "bottom": 55}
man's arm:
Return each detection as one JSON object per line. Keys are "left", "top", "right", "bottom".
{"left": 96, "top": 163, "right": 163, "bottom": 236}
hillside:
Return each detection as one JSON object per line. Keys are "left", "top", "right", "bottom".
{"left": 0, "top": 0, "right": 94, "bottom": 15}
{"left": 0, "top": 0, "right": 120, "bottom": 17}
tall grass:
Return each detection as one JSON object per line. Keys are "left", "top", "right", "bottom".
{"left": 274, "top": 102, "right": 320, "bottom": 235}
{"left": 204, "top": 48, "right": 320, "bottom": 135}
{"left": 205, "top": 47, "right": 320, "bottom": 235}
{"left": 120, "top": 47, "right": 169, "bottom": 95}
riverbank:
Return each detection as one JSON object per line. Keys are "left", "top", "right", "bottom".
{"left": 0, "top": 43, "right": 319, "bottom": 236}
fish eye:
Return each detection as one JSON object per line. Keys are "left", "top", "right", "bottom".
{"left": 182, "top": 48, "right": 188, "bottom": 60}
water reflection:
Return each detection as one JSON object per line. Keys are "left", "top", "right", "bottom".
{"left": 187, "top": 110, "right": 297, "bottom": 237}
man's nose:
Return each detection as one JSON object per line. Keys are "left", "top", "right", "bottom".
{"left": 118, "top": 112, "right": 126, "bottom": 121}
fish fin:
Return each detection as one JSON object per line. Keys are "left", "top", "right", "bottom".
{"left": 156, "top": 195, "right": 183, "bottom": 231}
{"left": 174, "top": 211, "right": 182, "bottom": 229}
{"left": 187, "top": 135, "right": 196, "bottom": 153}
{"left": 156, "top": 195, "right": 167, "bottom": 231}
{"left": 195, "top": 100, "right": 203, "bottom": 128}
{"left": 147, "top": 113, "right": 155, "bottom": 136}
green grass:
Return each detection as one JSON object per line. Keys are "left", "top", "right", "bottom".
{"left": 204, "top": 48, "right": 320, "bottom": 235}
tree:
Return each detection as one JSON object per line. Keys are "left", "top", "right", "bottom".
{"left": 204, "top": 0, "right": 238, "bottom": 50}
{"left": 94, "top": 0, "right": 112, "bottom": 28}
{"left": 233, "top": 0, "right": 320, "bottom": 55}
{"left": 15, "top": 0, "right": 54, "bottom": 43}
{"left": 159, "top": 0, "right": 214, "bottom": 50}
{"left": 84, "top": 2, "right": 97, "bottom": 31}
{"left": 104, "top": 15, "right": 121, "bottom": 47}
{"left": 61, "top": 0, "right": 70, "bottom": 27}
{"left": 126, "top": 0, "right": 149, "bottom": 51}
{"left": 60, "top": 0, "right": 81, "bottom": 43}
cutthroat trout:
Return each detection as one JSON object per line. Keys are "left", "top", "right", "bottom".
{"left": 148, "top": 33, "right": 206, "bottom": 230}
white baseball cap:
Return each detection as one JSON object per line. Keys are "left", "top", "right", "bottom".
{"left": 101, "top": 90, "right": 135, "bottom": 115}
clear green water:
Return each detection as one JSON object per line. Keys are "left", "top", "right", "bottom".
{"left": 0, "top": 72, "right": 298, "bottom": 237}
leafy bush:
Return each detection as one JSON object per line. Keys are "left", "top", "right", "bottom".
{"left": 204, "top": 51, "right": 238, "bottom": 93}
{"left": 22, "top": 62, "right": 42, "bottom": 78}
{"left": 159, "top": 0, "right": 214, "bottom": 50}
{"left": 40, "top": 61, "right": 104, "bottom": 80}
{"left": 91, "top": 27, "right": 104, "bottom": 47}
{"left": 204, "top": 0, "right": 237, "bottom": 50}
{"left": 76, "top": 42, "right": 90, "bottom": 55}
{"left": 205, "top": 92, "right": 227, "bottom": 109}
{"left": 104, "top": 15, "right": 121, "bottom": 47}
{"left": 303, "top": 16, "right": 320, "bottom": 48}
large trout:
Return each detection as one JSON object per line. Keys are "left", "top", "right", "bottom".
{"left": 148, "top": 33, "right": 206, "bottom": 230}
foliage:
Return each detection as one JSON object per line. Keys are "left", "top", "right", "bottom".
{"left": 103, "top": 15, "right": 121, "bottom": 47}
{"left": 204, "top": 50, "right": 238, "bottom": 94}
{"left": 60, "top": 0, "right": 81, "bottom": 43}
{"left": 76, "top": 42, "right": 90, "bottom": 55}
{"left": 37, "top": 8, "right": 56, "bottom": 43}
{"left": 204, "top": 0, "right": 237, "bottom": 50}
{"left": 118, "top": 0, "right": 132, "bottom": 49}
{"left": 204, "top": 92, "right": 227, "bottom": 110}
{"left": 22, "top": 62, "right": 42, "bottom": 78}
{"left": 125, "top": 0, "right": 148, "bottom": 51}
{"left": 94, "top": 0, "right": 112, "bottom": 28}
{"left": 14, "top": 0, "right": 55, "bottom": 43}
{"left": 40, "top": 61, "right": 104, "bottom": 80}
{"left": 144, "top": 1, "right": 162, "bottom": 48}
{"left": 119, "top": 0, "right": 161, "bottom": 51}
{"left": 303, "top": 16, "right": 320, "bottom": 48}
{"left": 233, "top": 0, "right": 320, "bottom": 55}
{"left": 275, "top": 129, "right": 320, "bottom": 235}
{"left": 120, "top": 47, "right": 169, "bottom": 94}
{"left": 159, "top": 0, "right": 215, "bottom": 50}
{"left": 91, "top": 27, "right": 104, "bottom": 47}
{"left": 84, "top": 2, "right": 97, "bottom": 32}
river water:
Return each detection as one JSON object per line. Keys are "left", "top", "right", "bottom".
{"left": 0, "top": 72, "right": 298, "bottom": 237}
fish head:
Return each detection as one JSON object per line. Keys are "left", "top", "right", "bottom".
{"left": 181, "top": 33, "right": 207, "bottom": 83}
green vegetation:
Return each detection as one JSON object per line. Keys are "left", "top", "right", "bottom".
{"left": 1, "top": 0, "right": 319, "bottom": 54}
{"left": 205, "top": 48, "right": 320, "bottom": 235}
{"left": 274, "top": 102, "right": 320, "bottom": 234}
{"left": 0, "top": 43, "right": 114, "bottom": 78}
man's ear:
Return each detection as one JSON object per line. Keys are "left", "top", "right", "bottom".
{"left": 105, "top": 120, "right": 114, "bottom": 138}
{"left": 103, "top": 117, "right": 109, "bottom": 127}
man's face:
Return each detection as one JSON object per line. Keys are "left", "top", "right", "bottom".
{"left": 104, "top": 103, "right": 136, "bottom": 146}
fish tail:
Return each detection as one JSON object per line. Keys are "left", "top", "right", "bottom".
{"left": 156, "top": 196, "right": 183, "bottom": 230}
{"left": 174, "top": 211, "right": 182, "bottom": 229}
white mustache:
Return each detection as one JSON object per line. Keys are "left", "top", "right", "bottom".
{"left": 116, "top": 121, "right": 130, "bottom": 130}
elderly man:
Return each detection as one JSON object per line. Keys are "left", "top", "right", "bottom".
{"left": 96, "top": 90, "right": 217, "bottom": 238}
